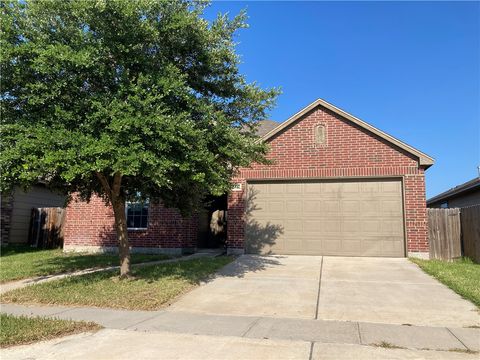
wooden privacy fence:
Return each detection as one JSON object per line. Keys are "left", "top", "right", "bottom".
{"left": 28, "top": 207, "right": 66, "bottom": 249}
{"left": 428, "top": 205, "right": 480, "bottom": 262}
{"left": 428, "top": 208, "right": 461, "bottom": 261}
{"left": 460, "top": 205, "right": 480, "bottom": 263}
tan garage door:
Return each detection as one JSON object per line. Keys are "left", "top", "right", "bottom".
{"left": 245, "top": 179, "right": 405, "bottom": 257}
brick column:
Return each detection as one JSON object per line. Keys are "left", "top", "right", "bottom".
{"left": 227, "top": 180, "right": 246, "bottom": 254}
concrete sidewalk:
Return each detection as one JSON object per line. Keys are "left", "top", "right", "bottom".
{"left": 1, "top": 328, "right": 478, "bottom": 360}
{"left": 1, "top": 303, "right": 479, "bottom": 353}
{"left": 0, "top": 252, "right": 218, "bottom": 295}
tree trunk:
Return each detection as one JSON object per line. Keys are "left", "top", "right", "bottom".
{"left": 111, "top": 196, "right": 131, "bottom": 277}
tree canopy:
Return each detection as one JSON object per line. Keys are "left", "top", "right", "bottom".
{"left": 0, "top": 0, "right": 278, "bottom": 276}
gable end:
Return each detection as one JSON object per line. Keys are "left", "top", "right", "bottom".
{"left": 261, "top": 99, "right": 434, "bottom": 168}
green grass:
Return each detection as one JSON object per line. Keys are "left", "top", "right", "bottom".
{"left": 371, "top": 341, "right": 406, "bottom": 350}
{"left": 0, "top": 245, "right": 170, "bottom": 283}
{"left": 2, "top": 256, "right": 233, "bottom": 310}
{"left": 410, "top": 257, "right": 480, "bottom": 308}
{"left": 0, "top": 313, "right": 101, "bottom": 348}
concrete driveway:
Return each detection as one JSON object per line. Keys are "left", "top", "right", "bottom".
{"left": 169, "top": 255, "right": 479, "bottom": 328}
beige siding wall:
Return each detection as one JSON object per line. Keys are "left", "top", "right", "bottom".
{"left": 429, "top": 190, "right": 480, "bottom": 209}
{"left": 449, "top": 191, "right": 480, "bottom": 208}
{"left": 9, "top": 186, "right": 66, "bottom": 244}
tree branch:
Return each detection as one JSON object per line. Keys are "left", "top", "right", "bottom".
{"left": 112, "top": 172, "right": 122, "bottom": 197}
{"left": 95, "top": 172, "right": 113, "bottom": 202}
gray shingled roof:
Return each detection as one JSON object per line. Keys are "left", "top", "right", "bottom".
{"left": 427, "top": 177, "right": 480, "bottom": 205}
{"left": 256, "top": 120, "right": 280, "bottom": 137}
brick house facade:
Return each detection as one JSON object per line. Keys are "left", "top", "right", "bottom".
{"left": 64, "top": 195, "right": 197, "bottom": 254}
{"left": 64, "top": 99, "right": 433, "bottom": 257}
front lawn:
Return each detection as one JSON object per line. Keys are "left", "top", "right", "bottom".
{"left": 0, "top": 245, "right": 170, "bottom": 283}
{"left": 2, "top": 256, "right": 233, "bottom": 310}
{"left": 0, "top": 313, "right": 101, "bottom": 348}
{"left": 410, "top": 257, "right": 480, "bottom": 308}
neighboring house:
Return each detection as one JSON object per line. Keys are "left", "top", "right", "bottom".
{"left": 1, "top": 185, "right": 66, "bottom": 245}
{"left": 64, "top": 99, "right": 434, "bottom": 258}
{"left": 427, "top": 177, "right": 480, "bottom": 208}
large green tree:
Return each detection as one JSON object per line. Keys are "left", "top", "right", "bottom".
{"left": 0, "top": 0, "right": 278, "bottom": 276}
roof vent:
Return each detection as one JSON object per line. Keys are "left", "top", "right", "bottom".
{"left": 314, "top": 124, "right": 326, "bottom": 146}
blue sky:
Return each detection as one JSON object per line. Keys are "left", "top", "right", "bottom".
{"left": 204, "top": 1, "right": 479, "bottom": 198}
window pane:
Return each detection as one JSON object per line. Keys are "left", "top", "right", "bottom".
{"left": 126, "top": 200, "right": 149, "bottom": 229}
{"left": 140, "top": 215, "right": 148, "bottom": 228}
{"left": 133, "top": 215, "right": 141, "bottom": 228}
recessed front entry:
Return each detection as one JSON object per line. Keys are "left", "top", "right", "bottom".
{"left": 245, "top": 179, "right": 405, "bottom": 257}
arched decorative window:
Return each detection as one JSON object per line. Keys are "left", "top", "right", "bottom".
{"left": 314, "top": 124, "right": 326, "bottom": 146}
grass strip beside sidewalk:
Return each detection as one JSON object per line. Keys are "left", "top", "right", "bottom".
{"left": 0, "top": 313, "right": 101, "bottom": 348}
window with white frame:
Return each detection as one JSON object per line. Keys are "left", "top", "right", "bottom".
{"left": 126, "top": 199, "right": 149, "bottom": 230}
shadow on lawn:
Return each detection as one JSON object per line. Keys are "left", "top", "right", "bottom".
{"left": 0, "top": 245, "right": 50, "bottom": 257}
{"left": 1, "top": 244, "right": 166, "bottom": 279}
{"left": 34, "top": 252, "right": 122, "bottom": 273}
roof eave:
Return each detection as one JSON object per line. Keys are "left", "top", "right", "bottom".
{"left": 427, "top": 179, "right": 480, "bottom": 204}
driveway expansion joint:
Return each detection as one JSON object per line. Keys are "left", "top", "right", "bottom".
{"left": 356, "top": 322, "right": 363, "bottom": 344}
{"left": 314, "top": 256, "right": 323, "bottom": 320}
{"left": 308, "top": 342, "right": 314, "bottom": 360}
{"left": 240, "top": 317, "right": 261, "bottom": 337}
{"left": 446, "top": 327, "right": 469, "bottom": 350}
{"left": 122, "top": 314, "right": 162, "bottom": 330}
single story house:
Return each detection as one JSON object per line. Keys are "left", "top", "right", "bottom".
{"left": 64, "top": 99, "right": 434, "bottom": 258}
{"left": 1, "top": 185, "right": 66, "bottom": 245}
{"left": 427, "top": 177, "right": 480, "bottom": 208}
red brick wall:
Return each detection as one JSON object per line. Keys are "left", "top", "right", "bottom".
{"left": 227, "top": 105, "right": 429, "bottom": 254}
{"left": 64, "top": 195, "right": 197, "bottom": 251}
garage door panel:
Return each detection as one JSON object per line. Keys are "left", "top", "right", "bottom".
{"left": 251, "top": 199, "right": 267, "bottom": 212}
{"left": 360, "top": 220, "right": 382, "bottom": 233}
{"left": 343, "top": 220, "right": 362, "bottom": 233}
{"left": 321, "top": 183, "right": 341, "bottom": 193}
{"left": 286, "top": 200, "right": 302, "bottom": 212}
{"left": 342, "top": 200, "right": 360, "bottom": 213}
{"left": 305, "top": 183, "right": 321, "bottom": 193}
{"left": 267, "top": 201, "right": 284, "bottom": 213}
{"left": 360, "top": 201, "right": 381, "bottom": 214}
{"left": 381, "top": 219, "right": 404, "bottom": 233}
{"left": 286, "top": 183, "right": 303, "bottom": 194}
{"left": 284, "top": 239, "right": 304, "bottom": 251}
{"left": 382, "top": 239, "right": 404, "bottom": 253}
{"left": 342, "top": 239, "right": 362, "bottom": 253}
{"left": 361, "top": 182, "right": 380, "bottom": 192}
{"left": 303, "top": 220, "right": 321, "bottom": 233}
{"left": 245, "top": 179, "right": 405, "bottom": 257}
{"left": 342, "top": 182, "right": 360, "bottom": 193}
{"left": 381, "top": 200, "right": 403, "bottom": 215}
{"left": 323, "top": 239, "right": 342, "bottom": 252}
{"left": 285, "top": 219, "right": 302, "bottom": 232}
{"left": 268, "top": 183, "right": 286, "bottom": 194}
{"left": 382, "top": 181, "right": 402, "bottom": 193}
{"left": 323, "top": 220, "right": 342, "bottom": 233}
